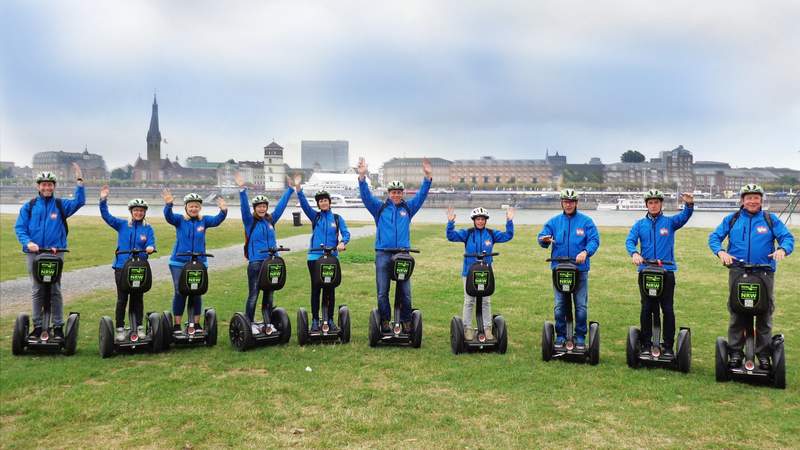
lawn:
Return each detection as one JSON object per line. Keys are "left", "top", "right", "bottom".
{"left": 1, "top": 224, "right": 798, "bottom": 448}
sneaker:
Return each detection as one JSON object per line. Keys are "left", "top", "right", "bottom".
{"left": 402, "top": 321, "right": 412, "bottom": 334}
{"left": 554, "top": 336, "right": 566, "bottom": 348}
{"left": 194, "top": 323, "right": 203, "bottom": 332}
{"left": 29, "top": 327, "right": 43, "bottom": 339}
{"left": 115, "top": 327, "right": 127, "bottom": 341}
{"left": 53, "top": 326, "right": 64, "bottom": 340}
{"left": 484, "top": 326, "right": 494, "bottom": 341}
{"left": 575, "top": 336, "right": 586, "bottom": 351}
{"left": 251, "top": 323, "right": 261, "bottom": 335}
{"left": 173, "top": 324, "right": 182, "bottom": 335}
{"left": 328, "top": 320, "right": 339, "bottom": 333}
{"left": 380, "top": 320, "right": 391, "bottom": 334}
{"left": 757, "top": 354, "right": 771, "bottom": 371}
{"left": 640, "top": 342, "right": 651, "bottom": 356}
{"left": 663, "top": 347, "right": 675, "bottom": 358}
{"left": 137, "top": 325, "right": 145, "bottom": 336}
{"left": 464, "top": 326, "right": 475, "bottom": 341}
{"left": 728, "top": 351, "right": 743, "bottom": 368}
{"left": 311, "top": 319, "right": 320, "bottom": 332}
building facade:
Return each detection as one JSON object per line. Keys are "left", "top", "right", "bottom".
{"left": 32, "top": 148, "right": 108, "bottom": 180}
{"left": 264, "top": 141, "right": 286, "bottom": 189}
{"left": 450, "top": 156, "right": 552, "bottom": 187}
{"left": 603, "top": 162, "right": 665, "bottom": 188}
{"left": 301, "top": 140, "right": 349, "bottom": 172}
{"left": 381, "top": 157, "right": 452, "bottom": 187}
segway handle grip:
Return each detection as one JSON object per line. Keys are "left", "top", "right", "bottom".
{"left": 643, "top": 259, "right": 673, "bottom": 266}
{"left": 176, "top": 252, "right": 214, "bottom": 258}
{"left": 32, "top": 248, "right": 69, "bottom": 254}
{"left": 546, "top": 256, "right": 576, "bottom": 263}
{"left": 116, "top": 249, "right": 157, "bottom": 255}
{"left": 464, "top": 252, "right": 500, "bottom": 258}
{"left": 383, "top": 248, "right": 420, "bottom": 254}
{"left": 728, "top": 259, "right": 772, "bottom": 270}
{"left": 260, "top": 246, "right": 290, "bottom": 254}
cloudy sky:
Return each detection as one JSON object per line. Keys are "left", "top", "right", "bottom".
{"left": 1, "top": 0, "right": 799, "bottom": 171}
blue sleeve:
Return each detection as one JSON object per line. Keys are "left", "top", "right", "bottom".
{"left": 338, "top": 215, "right": 351, "bottom": 244}
{"left": 709, "top": 215, "right": 732, "bottom": 256}
{"left": 446, "top": 221, "right": 467, "bottom": 242}
{"left": 297, "top": 189, "right": 317, "bottom": 221}
{"left": 537, "top": 220, "right": 554, "bottom": 248}
{"left": 204, "top": 208, "right": 227, "bottom": 228}
{"left": 99, "top": 199, "right": 123, "bottom": 230}
{"left": 670, "top": 204, "right": 693, "bottom": 230}
{"left": 15, "top": 202, "right": 32, "bottom": 247}
{"left": 492, "top": 220, "right": 514, "bottom": 243}
{"left": 270, "top": 187, "right": 294, "bottom": 223}
{"left": 164, "top": 203, "right": 181, "bottom": 227}
{"left": 407, "top": 177, "right": 432, "bottom": 216}
{"left": 771, "top": 215, "right": 794, "bottom": 256}
{"left": 61, "top": 185, "right": 85, "bottom": 216}
{"left": 625, "top": 223, "right": 640, "bottom": 256}
{"left": 239, "top": 189, "right": 253, "bottom": 230}
{"left": 584, "top": 219, "right": 600, "bottom": 256}
{"left": 359, "top": 178, "right": 382, "bottom": 217}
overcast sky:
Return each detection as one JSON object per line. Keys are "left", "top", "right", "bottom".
{"left": 1, "top": 0, "right": 799, "bottom": 171}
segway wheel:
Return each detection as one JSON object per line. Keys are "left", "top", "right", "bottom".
{"left": 228, "top": 313, "right": 253, "bottom": 352}
{"left": 588, "top": 322, "right": 600, "bottom": 365}
{"left": 338, "top": 306, "right": 351, "bottom": 344}
{"left": 204, "top": 308, "right": 218, "bottom": 347}
{"left": 411, "top": 309, "right": 423, "bottom": 349}
{"left": 297, "top": 308, "right": 309, "bottom": 346}
{"left": 772, "top": 335, "right": 786, "bottom": 389}
{"left": 676, "top": 328, "right": 691, "bottom": 373}
{"left": 161, "top": 311, "right": 173, "bottom": 348}
{"left": 63, "top": 313, "right": 80, "bottom": 356}
{"left": 12, "top": 313, "right": 29, "bottom": 355}
{"left": 272, "top": 307, "right": 291, "bottom": 344}
{"left": 368, "top": 308, "right": 380, "bottom": 347}
{"left": 148, "top": 312, "right": 163, "bottom": 353}
{"left": 541, "top": 321, "right": 554, "bottom": 362}
{"left": 494, "top": 315, "right": 508, "bottom": 354}
{"left": 99, "top": 316, "right": 115, "bottom": 358}
{"left": 626, "top": 327, "right": 640, "bottom": 369}
{"left": 715, "top": 337, "right": 731, "bottom": 382}
{"left": 450, "top": 316, "right": 464, "bottom": 355}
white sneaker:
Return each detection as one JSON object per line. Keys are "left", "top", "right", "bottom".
{"left": 136, "top": 325, "right": 145, "bottom": 336}
{"left": 115, "top": 327, "right": 126, "bottom": 341}
{"left": 251, "top": 323, "right": 261, "bottom": 335}
{"left": 464, "top": 326, "right": 475, "bottom": 341}
{"left": 485, "top": 326, "right": 494, "bottom": 341}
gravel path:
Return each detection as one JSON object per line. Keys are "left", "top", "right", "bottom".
{"left": 0, "top": 227, "right": 376, "bottom": 316}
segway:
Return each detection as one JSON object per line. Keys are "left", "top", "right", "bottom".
{"left": 161, "top": 252, "right": 218, "bottom": 348}
{"left": 368, "top": 248, "right": 423, "bottom": 348}
{"left": 12, "top": 249, "right": 80, "bottom": 356}
{"left": 540, "top": 256, "right": 599, "bottom": 365}
{"left": 715, "top": 259, "right": 786, "bottom": 389}
{"left": 625, "top": 259, "right": 691, "bottom": 372}
{"left": 229, "top": 247, "right": 292, "bottom": 351}
{"left": 98, "top": 249, "right": 164, "bottom": 358}
{"left": 450, "top": 251, "right": 508, "bottom": 354}
{"left": 297, "top": 245, "right": 351, "bottom": 346}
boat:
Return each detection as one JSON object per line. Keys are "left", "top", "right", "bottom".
{"left": 596, "top": 198, "right": 646, "bottom": 211}
{"left": 679, "top": 198, "right": 768, "bottom": 211}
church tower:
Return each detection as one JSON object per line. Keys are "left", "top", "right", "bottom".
{"left": 263, "top": 141, "right": 285, "bottom": 189}
{"left": 146, "top": 94, "right": 162, "bottom": 180}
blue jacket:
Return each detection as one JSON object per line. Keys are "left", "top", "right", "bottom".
{"left": 359, "top": 177, "right": 431, "bottom": 250}
{"left": 240, "top": 187, "right": 293, "bottom": 262}
{"left": 447, "top": 220, "right": 514, "bottom": 276}
{"left": 537, "top": 211, "right": 600, "bottom": 272}
{"left": 298, "top": 189, "right": 351, "bottom": 261}
{"left": 164, "top": 203, "right": 227, "bottom": 267}
{"left": 708, "top": 208, "right": 794, "bottom": 272}
{"left": 100, "top": 199, "right": 156, "bottom": 269}
{"left": 625, "top": 206, "right": 693, "bottom": 272}
{"left": 15, "top": 185, "right": 85, "bottom": 251}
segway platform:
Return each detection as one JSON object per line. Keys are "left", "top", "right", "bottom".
{"left": 297, "top": 306, "right": 351, "bottom": 345}
{"left": 162, "top": 309, "right": 218, "bottom": 347}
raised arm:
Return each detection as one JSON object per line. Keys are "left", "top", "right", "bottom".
{"left": 270, "top": 187, "right": 294, "bottom": 224}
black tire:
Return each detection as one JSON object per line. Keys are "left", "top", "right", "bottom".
{"left": 715, "top": 337, "right": 731, "bottom": 382}
{"left": 63, "top": 313, "right": 80, "bottom": 356}
{"left": 772, "top": 336, "right": 786, "bottom": 389}
{"left": 205, "top": 308, "right": 218, "bottom": 347}
{"left": 626, "top": 326, "right": 640, "bottom": 369}
{"left": 541, "top": 321, "right": 554, "bottom": 362}
{"left": 161, "top": 311, "right": 173, "bottom": 349}
{"left": 676, "top": 329, "right": 691, "bottom": 373}
{"left": 297, "top": 308, "right": 309, "bottom": 346}
{"left": 148, "top": 312, "right": 163, "bottom": 353}
{"left": 272, "top": 307, "right": 291, "bottom": 344}
{"left": 494, "top": 315, "right": 508, "bottom": 354}
{"left": 450, "top": 316, "right": 464, "bottom": 355}
{"left": 99, "top": 316, "right": 115, "bottom": 358}
{"left": 338, "top": 306, "right": 351, "bottom": 344}
{"left": 12, "top": 313, "right": 29, "bottom": 355}
{"left": 368, "top": 308, "right": 380, "bottom": 347}
{"left": 228, "top": 312, "right": 253, "bottom": 351}
{"left": 588, "top": 322, "right": 600, "bottom": 365}
{"left": 411, "top": 310, "right": 423, "bottom": 348}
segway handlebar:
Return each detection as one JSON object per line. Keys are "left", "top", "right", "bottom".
{"left": 546, "top": 256, "right": 576, "bottom": 264}
{"left": 260, "top": 246, "right": 291, "bottom": 255}
{"left": 728, "top": 259, "right": 772, "bottom": 271}
{"left": 642, "top": 259, "right": 674, "bottom": 266}
{"left": 310, "top": 244, "right": 337, "bottom": 254}
{"left": 116, "top": 249, "right": 157, "bottom": 255}
{"left": 382, "top": 248, "right": 420, "bottom": 254}
{"left": 176, "top": 252, "right": 214, "bottom": 258}
{"left": 464, "top": 251, "right": 499, "bottom": 259}
{"left": 30, "top": 248, "right": 69, "bottom": 255}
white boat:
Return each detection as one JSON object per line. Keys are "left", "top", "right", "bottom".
{"left": 295, "top": 194, "right": 363, "bottom": 208}
{"left": 596, "top": 198, "right": 646, "bottom": 211}
{"left": 679, "top": 198, "right": 768, "bottom": 211}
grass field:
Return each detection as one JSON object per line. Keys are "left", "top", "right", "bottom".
{"left": 0, "top": 213, "right": 328, "bottom": 282}
{"left": 1, "top": 224, "right": 798, "bottom": 448}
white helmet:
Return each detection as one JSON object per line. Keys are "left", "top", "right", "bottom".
{"left": 470, "top": 207, "right": 489, "bottom": 220}
{"left": 183, "top": 193, "right": 203, "bottom": 204}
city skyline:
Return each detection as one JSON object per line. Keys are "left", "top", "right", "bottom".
{"left": 2, "top": 1, "right": 799, "bottom": 171}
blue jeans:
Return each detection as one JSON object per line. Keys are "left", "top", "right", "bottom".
{"left": 170, "top": 265, "right": 202, "bottom": 317}
{"left": 27, "top": 253, "right": 64, "bottom": 327}
{"left": 375, "top": 251, "right": 412, "bottom": 322}
{"left": 246, "top": 261, "right": 273, "bottom": 322}
{"left": 553, "top": 270, "right": 589, "bottom": 339}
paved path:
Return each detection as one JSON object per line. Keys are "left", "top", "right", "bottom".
{"left": 0, "top": 227, "right": 376, "bottom": 316}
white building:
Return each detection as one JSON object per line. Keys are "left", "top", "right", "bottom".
{"left": 263, "top": 141, "right": 286, "bottom": 189}
{"left": 301, "top": 172, "right": 360, "bottom": 194}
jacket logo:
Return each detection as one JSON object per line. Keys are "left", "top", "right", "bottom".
{"left": 50, "top": 213, "right": 58, "bottom": 220}
{"left": 399, "top": 210, "right": 407, "bottom": 217}
{"left": 197, "top": 226, "right": 205, "bottom": 232}
{"left": 268, "top": 224, "right": 274, "bottom": 230}
{"left": 660, "top": 228, "right": 669, "bottom": 236}
{"left": 575, "top": 228, "right": 584, "bottom": 236}
{"left": 485, "top": 240, "right": 492, "bottom": 246}
{"left": 140, "top": 234, "right": 147, "bottom": 241}
{"left": 756, "top": 226, "right": 768, "bottom": 234}
{"left": 331, "top": 222, "right": 336, "bottom": 228}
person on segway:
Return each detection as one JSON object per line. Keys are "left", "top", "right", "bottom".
{"left": 293, "top": 176, "right": 351, "bottom": 333}
{"left": 358, "top": 156, "right": 432, "bottom": 334}
{"left": 234, "top": 173, "right": 294, "bottom": 332}
{"left": 14, "top": 163, "right": 86, "bottom": 341}
{"left": 709, "top": 184, "right": 794, "bottom": 371}
{"left": 625, "top": 189, "right": 694, "bottom": 358}
{"left": 99, "top": 185, "right": 157, "bottom": 341}
{"left": 537, "top": 188, "right": 600, "bottom": 351}
{"left": 446, "top": 205, "right": 514, "bottom": 341}
{"left": 162, "top": 188, "right": 227, "bottom": 335}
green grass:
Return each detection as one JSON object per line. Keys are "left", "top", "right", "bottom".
{"left": 1, "top": 225, "right": 798, "bottom": 448}
{"left": 0, "top": 213, "right": 333, "bottom": 282}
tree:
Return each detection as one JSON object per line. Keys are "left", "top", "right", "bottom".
{"left": 110, "top": 165, "right": 133, "bottom": 180}
{"left": 620, "top": 150, "right": 646, "bottom": 163}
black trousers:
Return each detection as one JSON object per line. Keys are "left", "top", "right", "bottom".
{"left": 307, "top": 260, "right": 335, "bottom": 321}
{"left": 727, "top": 268, "right": 775, "bottom": 357}
{"left": 114, "top": 269, "right": 144, "bottom": 329}
{"left": 639, "top": 271, "right": 676, "bottom": 348}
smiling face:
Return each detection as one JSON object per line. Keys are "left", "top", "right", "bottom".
{"left": 185, "top": 202, "right": 202, "bottom": 217}
{"left": 317, "top": 198, "right": 331, "bottom": 211}
{"left": 254, "top": 203, "right": 268, "bottom": 218}
{"left": 561, "top": 199, "right": 577, "bottom": 215}
{"left": 742, "top": 193, "right": 762, "bottom": 213}
{"left": 389, "top": 189, "right": 404, "bottom": 205}
{"left": 473, "top": 216, "right": 487, "bottom": 229}
{"left": 646, "top": 199, "right": 662, "bottom": 216}
{"left": 37, "top": 181, "right": 55, "bottom": 197}
{"left": 130, "top": 207, "right": 147, "bottom": 221}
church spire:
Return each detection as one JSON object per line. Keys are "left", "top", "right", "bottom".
{"left": 147, "top": 93, "right": 161, "bottom": 144}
